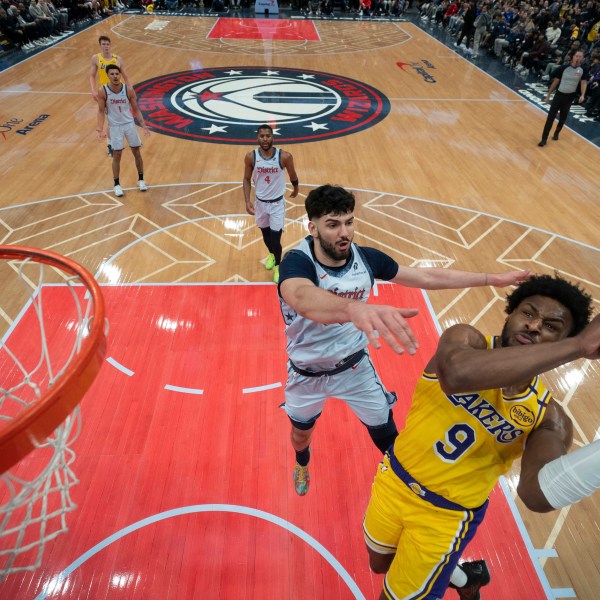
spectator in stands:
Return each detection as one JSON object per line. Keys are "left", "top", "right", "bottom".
{"left": 28, "top": 0, "right": 60, "bottom": 36}
{"left": 516, "top": 31, "right": 552, "bottom": 76}
{"left": 546, "top": 20, "right": 562, "bottom": 46}
{"left": 15, "top": 1, "right": 49, "bottom": 44}
{"left": 541, "top": 39, "right": 582, "bottom": 81}
{"left": 0, "top": 6, "right": 32, "bottom": 49}
{"left": 442, "top": 0, "right": 458, "bottom": 29}
{"left": 455, "top": 0, "right": 477, "bottom": 54}
{"left": 472, "top": 4, "right": 491, "bottom": 58}
{"left": 584, "top": 54, "right": 600, "bottom": 119}
{"left": 389, "top": 0, "right": 403, "bottom": 16}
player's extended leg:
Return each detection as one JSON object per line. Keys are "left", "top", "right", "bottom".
{"left": 130, "top": 146, "right": 148, "bottom": 191}
{"left": 290, "top": 423, "right": 314, "bottom": 496}
{"left": 363, "top": 453, "right": 489, "bottom": 599}
{"left": 365, "top": 409, "right": 398, "bottom": 453}
{"left": 270, "top": 228, "right": 283, "bottom": 283}
{"left": 284, "top": 368, "right": 325, "bottom": 497}
{"left": 259, "top": 227, "right": 276, "bottom": 269}
{"left": 341, "top": 353, "right": 399, "bottom": 452}
{"left": 106, "top": 123, "right": 112, "bottom": 157}
{"left": 111, "top": 149, "right": 124, "bottom": 197}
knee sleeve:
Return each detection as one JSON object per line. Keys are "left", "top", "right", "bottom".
{"left": 365, "top": 410, "right": 398, "bottom": 454}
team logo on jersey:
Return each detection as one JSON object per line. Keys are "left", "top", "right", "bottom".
{"left": 510, "top": 405, "right": 535, "bottom": 427}
{"left": 134, "top": 67, "right": 390, "bottom": 145}
{"left": 408, "top": 482, "right": 426, "bottom": 497}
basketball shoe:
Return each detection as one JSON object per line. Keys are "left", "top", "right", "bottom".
{"left": 273, "top": 265, "right": 280, "bottom": 284}
{"left": 114, "top": 184, "right": 124, "bottom": 197}
{"left": 138, "top": 179, "right": 148, "bottom": 191}
{"left": 265, "top": 253, "right": 276, "bottom": 270}
{"left": 293, "top": 463, "right": 310, "bottom": 496}
{"left": 449, "top": 560, "right": 491, "bottom": 600}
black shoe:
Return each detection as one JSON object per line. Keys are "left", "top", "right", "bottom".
{"left": 449, "top": 560, "right": 491, "bottom": 600}
{"left": 538, "top": 139, "right": 546, "bottom": 147}
{"left": 552, "top": 133, "right": 559, "bottom": 141}
{"left": 107, "top": 144, "right": 113, "bottom": 157}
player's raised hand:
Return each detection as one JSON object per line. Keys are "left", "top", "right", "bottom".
{"left": 578, "top": 314, "right": 600, "bottom": 360}
{"left": 348, "top": 303, "right": 419, "bottom": 355}
{"left": 489, "top": 269, "right": 531, "bottom": 288}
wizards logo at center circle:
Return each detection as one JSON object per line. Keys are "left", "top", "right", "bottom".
{"left": 134, "top": 67, "right": 390, "bottom": 145}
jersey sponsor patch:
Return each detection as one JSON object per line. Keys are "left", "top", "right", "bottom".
{"left": 134, "top": 67, "right": 390, "bottom": 145}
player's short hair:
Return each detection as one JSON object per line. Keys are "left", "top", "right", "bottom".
{"left": 99, "top": 35, "right": 111, "bottom": 44}
{"left": 105, "top": 64, "right": 121, "bottom": 74}
{"left": 256, "top": 124, "right": 273, "bottom": 135}
{"left": 305, "top": 185, "right": 355, "bottom": 220}
{"left": 505, "top": 273, "right": 593, "bottom": 336}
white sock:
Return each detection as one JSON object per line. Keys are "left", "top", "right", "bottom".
{"left": 449, "top": 564, "right": 468, "bottom": 588}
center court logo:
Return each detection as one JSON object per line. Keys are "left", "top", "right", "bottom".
{"left": 134, "top": 67, "right": 390, "bottom": 145}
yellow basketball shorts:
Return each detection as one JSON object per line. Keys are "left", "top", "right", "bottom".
{"left": 363, "top": 454, "right": 488, "bottom": 599}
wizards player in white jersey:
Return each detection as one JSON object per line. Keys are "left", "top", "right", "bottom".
{"left": 96, "top": 64, "right": 149, "bottom": 198}
{"left": 243, "top": 124, "right": 299, "bottom": 284}
{"left": 278, "top": 184, "right": 530, "bottom": 497}
{"left": 364, "top": 274, "right": 600, "bottom": 600}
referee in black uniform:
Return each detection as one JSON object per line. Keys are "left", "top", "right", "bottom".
{"left": 538, "top": 50, "right": 588, "bottom": 146}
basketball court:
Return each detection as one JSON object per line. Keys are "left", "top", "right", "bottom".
{"left": 0, "top": 13, "right": 599, "bottom": 600}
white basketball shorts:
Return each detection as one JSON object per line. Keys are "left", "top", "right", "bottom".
{"left": 284, "top": 353, "right": 396, "bottom": 428}
{"left": 110, "top": 122, "right": 142, "bottom": 151}
{"left": 255, "top": 197, "right": 285, "bottom": 231}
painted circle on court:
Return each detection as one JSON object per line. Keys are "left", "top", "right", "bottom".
{"left": 134, "top": 67, "right": 390, "bottom": 145}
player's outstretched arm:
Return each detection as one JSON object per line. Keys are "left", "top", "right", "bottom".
{"left": 243, "top": 152, "right": 255, "bottom": 215}
{"left": 96, "top": 87, "right": 107, "bottom": 139}
{"left": 282, "top": 151, "right": 299, "bottom": 198}
{"left": 280, "top": 277, "right": 419, "bottom": 355}
{"left": 391, "top": 266, "right": 530, "bottom": 291}
{"left": 128, "top": 87, "right": 149, "bottom": 135}
{"left": 89, "top": 56, "right": 99, "bottom": 100}
{"left": 517, "top": 400, "right": 573, "bottom": 512}
{"left": 435, "top": 315, "right": 600, "bottom": 395}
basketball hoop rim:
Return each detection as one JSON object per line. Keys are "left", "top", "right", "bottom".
{"left": 0, "top": 245, "right": 107, "bottom": 474}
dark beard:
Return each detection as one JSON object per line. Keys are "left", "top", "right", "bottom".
{"left": 316, "top": 233, "right": 352, "bottom": 262}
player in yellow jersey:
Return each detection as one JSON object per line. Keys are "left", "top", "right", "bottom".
{"left": 363, "top": 274, "right": 600, "bottom": 600}
{"left": 89, "top": 35, "right": 131, "bottom": 157}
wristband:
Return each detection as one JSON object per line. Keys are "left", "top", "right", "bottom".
{"left": 291, "top": 179, "right": 299, "bottom": 186}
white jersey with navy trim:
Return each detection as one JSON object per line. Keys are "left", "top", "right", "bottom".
{"left": 279, "top": 237, "right": 398, "bottom": 372}
{"left": 253, "top": 148, "right": 286, "bottom": 201}
{"left": 104, "top": 83, "right": 134, "bottom": 128}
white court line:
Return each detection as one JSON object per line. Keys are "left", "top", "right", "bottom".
{"left": 1, "top": 181, "right": 596, "bottom": 255}
{"left": 243, "top": 382, "right": 282, "bottom": 394}
{"left": 164, "top": 384, "right": 204, "bottom": 394}
{"left": 34, "top": 504, "right": 366, "bottom": 600}
{"left": 106, "top": 356, "right": 135, "bottom": 376}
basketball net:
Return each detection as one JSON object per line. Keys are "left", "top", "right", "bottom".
{"left": 0, "top": 247, "right": 106, "bottom": 579}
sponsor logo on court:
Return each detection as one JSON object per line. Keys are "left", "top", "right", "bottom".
{"left": 134, "top": 67, "right": 390, "bottom": 144}
{"left": 517, "top": 82, "right": 596, "bottom": 124}
{"left": 396, "top": 60, "right": 437, "bottom": 83}
{"left": 1, "top": 114, "right": 50, "bottom": 139}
